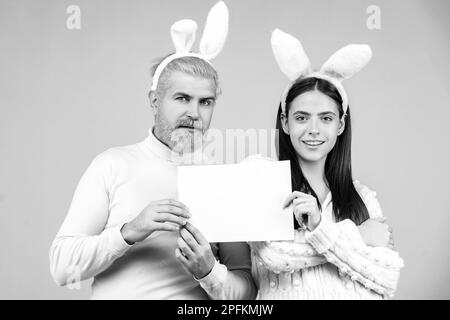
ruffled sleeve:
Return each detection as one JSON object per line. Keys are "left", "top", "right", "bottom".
{"left": 250, "top": 231, "right": 327, "bottom": 274}
{"left": 304, "top": 182, "right": 404, "bottom": 297}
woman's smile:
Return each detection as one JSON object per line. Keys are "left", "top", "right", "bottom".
{"left": 301, "top": 139, "right": 326, "bottom": 148}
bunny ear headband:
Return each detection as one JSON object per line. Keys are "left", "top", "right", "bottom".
{"left": 151, "top": 1, "right": 229, "bottom": 91}
{"left": 271, "top": 28, "right": 372, "bottom": 117}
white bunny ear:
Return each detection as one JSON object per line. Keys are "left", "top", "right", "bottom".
{"left": 271, "top": 29, "right": 312, "bottom": 81}
{"left": 171, "top": 19, "right": 198, "bottom": 54}
{"left": 320, "top": 44, "right": 372, "bottom": 81}
{"left": 199, "top": 1, "right": 229, "bottom": 60}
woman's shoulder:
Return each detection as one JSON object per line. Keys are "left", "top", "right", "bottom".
{"left": 353, "top": 180, "right": 383, "bottom": 218}
{"left": 353, "top": 180, "right": 377, "bottom": 199}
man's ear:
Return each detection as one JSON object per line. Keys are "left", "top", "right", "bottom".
{"left": 280, "top": 112, "right": 290, "bottom": 135}
{"left": 337, "top": 115, "right": 346, "bottom": 136}
{"left": 149, "top": 90, "right": 159, "bottom": 111}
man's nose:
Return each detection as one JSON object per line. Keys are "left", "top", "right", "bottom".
{"left": 187, "top": 101, "right": 200, "bottom": 119}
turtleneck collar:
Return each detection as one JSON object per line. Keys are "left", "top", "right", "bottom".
{"left": 143, "top": 127, "right": 206, "bottom": 165}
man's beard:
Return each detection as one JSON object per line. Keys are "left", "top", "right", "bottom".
{"left": 170, "top": 127, "right": 204, "bottom": 154}
{"left": 155, "top": 115, "right": 205, "bottom": 155}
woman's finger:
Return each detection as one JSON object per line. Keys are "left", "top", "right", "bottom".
{"left": 283, "top": 191, "right": 309, "bottom": 208}
{"left": 293, "top": 197, "right": 312, "bottom": 206}
{"left": 294, "top": 203, "right": 313, "bottom": 216}
{"left": 294, "top": 211, "right": 308, "bottom": 229}
{"left": 389, "top": 232, "right": 395, "bottom": 245}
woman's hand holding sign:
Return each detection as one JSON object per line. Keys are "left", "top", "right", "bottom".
{"left": 284, "top": 191, "right": 322, "bottom": 231}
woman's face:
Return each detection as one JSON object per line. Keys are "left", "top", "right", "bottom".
{"left": 281, "top": 90, "right": 345, "bottom": 164}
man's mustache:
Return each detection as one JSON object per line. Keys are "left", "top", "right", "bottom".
{"left": 175, "top": 118, "right": 203, "bottom": 131}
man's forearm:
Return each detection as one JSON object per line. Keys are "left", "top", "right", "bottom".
{"left": 49, "top": 224, "right": 132, "bottom": 286}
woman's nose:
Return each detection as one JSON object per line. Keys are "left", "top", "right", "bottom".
{"left": 308, "top": 119, "right": 319, "bottom": 135}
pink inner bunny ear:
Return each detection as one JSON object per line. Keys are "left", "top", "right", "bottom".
{"left": 271, "top": 29, "right": 312, "bottom": 81}
{"left": 320, "top": 44, "right": 372, "bottom": 81}
{"left": 171, "top": 19, "right": 198, "bottom": 54}
{"left": 199, "top": 1, "right": 229, "bottom": 60}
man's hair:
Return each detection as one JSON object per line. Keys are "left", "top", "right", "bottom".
{"left": 150, "top": 55, "right": 221, "bottom": 98}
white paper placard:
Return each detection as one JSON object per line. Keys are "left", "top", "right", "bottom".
{"left": 177, "top": 159, "right": 294, "bottom": 242}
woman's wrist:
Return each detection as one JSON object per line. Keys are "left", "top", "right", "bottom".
{"left": 308, "top": 213, "right": 322, "bottom": 231}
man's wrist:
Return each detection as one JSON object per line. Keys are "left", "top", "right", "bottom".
{"left": 195, "top": 260, "right": 228, "bottom": 289}
{"left": 195, "top": 266, "right": 214, "bottom": 281}
{"left": 120, "top": 222, "right": 136, "bottom": 245}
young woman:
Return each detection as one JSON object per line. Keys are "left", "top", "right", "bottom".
{"left": 248, "top": 29, "right": 403, "bottom": 299}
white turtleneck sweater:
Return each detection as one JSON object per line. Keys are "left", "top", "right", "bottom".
{"left": 49, "top": 129, "right": 255, "bottom": 300}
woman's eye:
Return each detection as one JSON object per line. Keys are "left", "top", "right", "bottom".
{"left": 323, "top": 116, "right": 333, "bottom": 122}
{"left": 296, "top": 116, "right": 307, "bottom": 121}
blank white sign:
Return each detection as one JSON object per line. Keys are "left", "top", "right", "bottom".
{"left": 177, "top": 158, "right": 294, "bottom": 243}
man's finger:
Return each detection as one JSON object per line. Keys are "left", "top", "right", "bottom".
{"left": 183, "top": 222, "right": 209, "bottom": 246}
{"left": 154, "top": 222, "right": 180, "bottom": 232}
{"left": 154, "top": 213, "right": 188, "bottom": 226}
{"left": 177, "top": 237, "right": 194, "bottom": 259}
{"left": 155, "top": 199, "right": 189, "bottom": 211}
{"left": 180, "top": 227, "right": 201, "bottom": 251}
{"left": 175, "top": 248, "right": 191, "bottom": 271}
{"left": 155, "top": 205, "right": 191, "bottom": 218}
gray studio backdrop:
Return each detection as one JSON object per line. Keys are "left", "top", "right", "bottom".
{"left": 1, "top": 0, "right": 449, "bottom": 299}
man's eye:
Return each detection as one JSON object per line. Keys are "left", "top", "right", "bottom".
{"left": 176, "top": 96, "right": 189, "bottom": 102}
{"left": 296, "top": 116, "right": 307, "bottom": 121}
{"left": 322, "top": 116, "right": 333, "bottom": 122}
{"left": 201, "top": 99, "right": 213, "bottom": 106}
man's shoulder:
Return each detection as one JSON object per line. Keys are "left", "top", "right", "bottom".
{"left": 92, "top": 142, "right": 144, "bottom": 167}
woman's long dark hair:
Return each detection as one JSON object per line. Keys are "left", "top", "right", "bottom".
{"left": 276, "top": 77, "right": 369, "bottom": 228}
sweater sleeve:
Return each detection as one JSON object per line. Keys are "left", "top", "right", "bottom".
{"left": 304, "top": 183, "right": 404, "bottom": 298}
{"left": 49, "top": 152, "right": 132, "bottom": 286}
{"left": 196, "top": 242, "right": 257, "bottom": 300}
